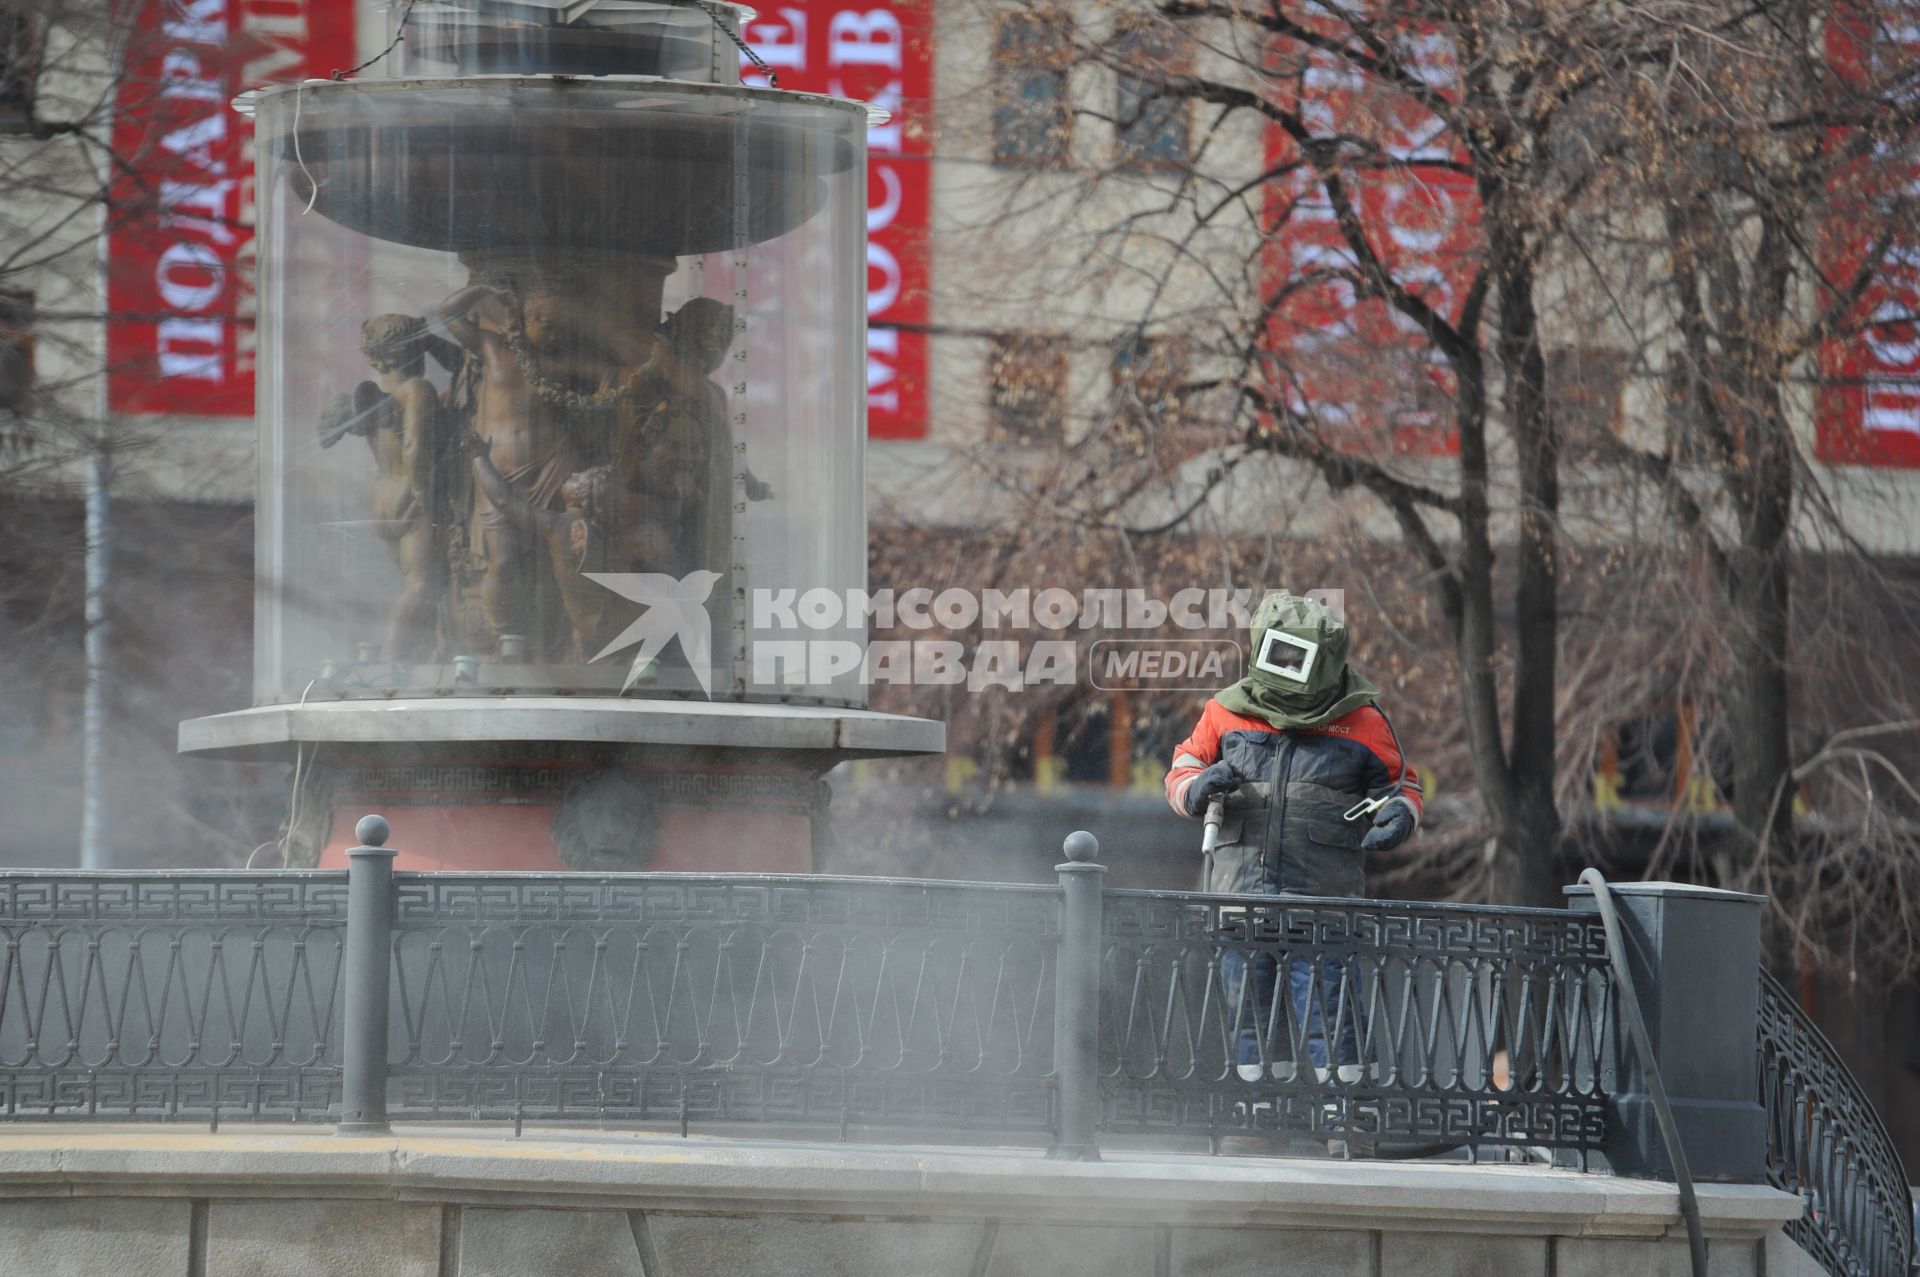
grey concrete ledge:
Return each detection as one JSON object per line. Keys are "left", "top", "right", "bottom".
{"left": 0, "top": 1126, "right": 1800, "bottom": 1241}
{"left": 178, "top": 698, "right": 946, "bottom": 760}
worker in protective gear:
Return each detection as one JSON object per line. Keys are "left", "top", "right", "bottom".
{"left": 1164, "top": 591, "right": 1422, "bottom": 1084}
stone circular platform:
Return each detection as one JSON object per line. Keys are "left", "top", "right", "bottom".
{"left": 0, "top": 1125, "right": 1814, "bottom": 1277}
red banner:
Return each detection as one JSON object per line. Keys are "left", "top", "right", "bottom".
{"left": 1816, "top": 1, "right": 1920, "bottom": 469}
{"left": 745, "top": 0, "right": 932, "bottom": 440}
{"left": 1260, "top": 31, "right": 1473, "bottom": 457}
{"left": 106, "top": 0, "right": 357, "bottom": 416}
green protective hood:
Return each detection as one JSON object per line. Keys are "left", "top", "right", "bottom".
{"left": 1216, "top": 591, "right": 1379, "bottom": 730}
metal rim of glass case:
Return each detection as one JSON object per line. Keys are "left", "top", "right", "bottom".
{"left": 232, "top": 76, "right": 892, "bottom": 128}
{"left": 179, "top": 697, "right": 946, "bottom": 761}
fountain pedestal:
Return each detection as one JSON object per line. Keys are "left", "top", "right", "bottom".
{"left": 182, "top": 699, "right": 940, "bottom": 869}
{"left": 180, "top": 7, "right": 942, "bottom": 870}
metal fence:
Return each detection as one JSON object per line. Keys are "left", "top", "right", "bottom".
{"left": 1099, "top": 889, "right": 1612, "bottom": 1156}
{"left": 0, "top": 845, "right": 1612, "bottom": 1161}
{"left": 0, "top": 873, "right": 346, "bottom": 1123}
{"left": 1759, "top": 971, "right": 1916, "bottom": 1277}
{"left": 2, "top": 836, "right": 1917, "bottom": 1277}
{"left": 383, "top": 872, "right": 1059, "bottom": 1133}
{"left": 10, "top": 846, "right": 1920, "bottom": 1277}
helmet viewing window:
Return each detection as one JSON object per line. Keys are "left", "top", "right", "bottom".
{"left": 1254, "top": 629, "right": 1318, "bottom": 684}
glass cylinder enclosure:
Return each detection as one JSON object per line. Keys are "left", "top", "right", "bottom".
{"left": 249, "top": 77, "right": 868, "bottom": 707}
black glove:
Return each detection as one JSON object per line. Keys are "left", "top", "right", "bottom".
{"left": 1360, "top": 801, "right": 1415, "bottom": 852}
{"left": 1184, "top": 761, "right": 1240, "bottom": 817}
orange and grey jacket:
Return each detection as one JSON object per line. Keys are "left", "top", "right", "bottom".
{"left": 1165, "top": 698, "right": 1423, "bottom": 897}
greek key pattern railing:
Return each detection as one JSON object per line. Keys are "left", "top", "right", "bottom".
{"left": 17, "top": 849, "right": 1913, "bottom": 1252}
{"left": 1759, "top": 971, "right": 1916, "bottom": 1277}
{"left": 1099, "top": 891, "right": 1613, "bottom": 1155}
{"left": 0, "top": 874, "right": 347, "bottom": 1121}
{"left": 384, "top": 873, "right": 1060, "bottom": 1132}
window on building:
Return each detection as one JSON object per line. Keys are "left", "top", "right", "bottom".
{"left": 0, "top": 288, "right": 34, "bottom": 413}
{"left": 993, "top": 11, "right": 1072, "bottom": 167}
{"left": 1110, "top": 333, "right": 1186, "bottom": 437}
{"left": 1111, "top": 19, "right": 1189, "bottom": 171}
{"left": 1026, "top": 696, "right": 1137, "bottom": 790}
{"left": 1595, "top": 698, "right": 1731, "bottom": 811}
{"left": 1611, "top": 711, "right": 1681, "bottom": 801}
{"left": 989, "top": 333, "right": 1069, "bottom": 442}
{"left": 0, "top": 9, "right": 40, "bottom": 134}
{"left": 1055, "top": 701, "right": 1112, "bottom": 786}
{"left": 1547, "top": 346, "right": 1627, "bottom": 443}
{"left": 1664, "top": 362, "right": 1730, "bottom": 463}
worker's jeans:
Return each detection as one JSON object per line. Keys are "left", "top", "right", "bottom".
{"left": 1221, "top": 948, "right": 1361, "bottom": 1074}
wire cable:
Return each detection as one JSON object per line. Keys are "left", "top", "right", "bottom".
{"left": 1374, "top": 701, "right": 1410, "bottom": 793}
{"left": 290, "top": 83, "right": 319, "bottom": 215}
{"left": 264, "top": 679, "right": 320, "bottom": 870}
{"left": 1578, "top": 868, "right": 1708, "bottom": 1277}
{"left": 332, "top": 0, "right": 421, "bottom": 80}
{"left": 696, "top": 1, "right": 777, "bottom": 85}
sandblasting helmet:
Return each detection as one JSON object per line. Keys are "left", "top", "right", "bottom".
{"left": 1247, "top": 591, "right": 1350, "bottom": 699}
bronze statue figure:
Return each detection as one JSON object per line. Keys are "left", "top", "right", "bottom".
{"left": 468, "top": 441, "right": 677, "bottom": 660}
{"left": 323, "top": 273, "right": 758, "bottom": 685}
{"left": 613, "top": 298, "right": 741, "bottom": 572}
{"left": 438, "top": 281, "right": 586, "bottom": 659}
{"left": 318, "top": 313, "right": 462, "bottom": 662}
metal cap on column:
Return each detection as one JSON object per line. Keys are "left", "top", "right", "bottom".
{"left": 338, "top": 814, "right": 397, "bottom": 1135}
{"left": 1565, "top": 879, "right": 1768, "bottom": 1181}
{"left": 1049, "top": 830, "right": 1105, "bottom": 1161}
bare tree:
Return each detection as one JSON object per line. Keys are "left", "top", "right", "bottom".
{"left": 932, "top": 0, "right": 1920, "bottom": 927}
{"left": 1555, "top": 0, "right": 1920, "bottom": 972}
{"left": 0, "top": 0, "right": 273, "bottom": 868}
{"left": 939, "top": 0, "right": 1705, "bottom": 904}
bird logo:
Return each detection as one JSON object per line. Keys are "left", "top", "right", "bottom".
{"left": 584, "top": 570, "right": 723, "bottom": 696}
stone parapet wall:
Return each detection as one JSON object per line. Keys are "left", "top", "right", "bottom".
{"left": 0, "top": 1127, "right": 1814, "bottom": 1277}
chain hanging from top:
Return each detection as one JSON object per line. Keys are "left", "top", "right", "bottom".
{"left": 696, "top": 0, "right": 777, "bottom": 85}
